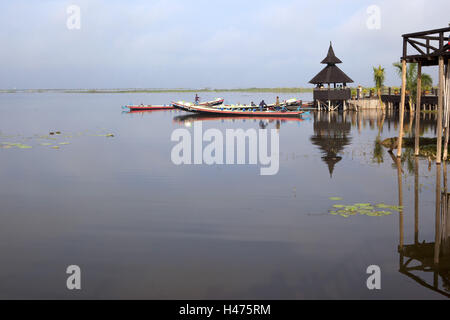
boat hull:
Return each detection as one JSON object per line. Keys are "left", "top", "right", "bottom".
{"left": 172, "top": 102, "right": 304, "bottom": 117}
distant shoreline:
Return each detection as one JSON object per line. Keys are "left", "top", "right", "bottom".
{"left": 0, "top": 87, "right": 314, "bottom": 94}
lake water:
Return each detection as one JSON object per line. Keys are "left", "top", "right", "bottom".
{"left": 0, "top": 92, "right": 448, "bottom": 299}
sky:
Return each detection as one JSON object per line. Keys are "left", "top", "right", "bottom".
{"left": 0, "top": 0, "right": 449, "bottom": 89}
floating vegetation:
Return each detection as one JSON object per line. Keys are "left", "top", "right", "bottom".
{"left": 1, "top": 142, "right": 32, "bottom": 149}
{"left": 328, "top": 200, "right": 402, "bottom": 218}
{"left": 329, "top": 197, "right": 343, "bottom": 201}
{"left": 380, "top": 137, "right": 448, "bottom": 160}
{"left": 93, "top": 133, "right": 115, "bottom": 137}
{"left": 0, "top": 130, "right": 115, "bottom": 151}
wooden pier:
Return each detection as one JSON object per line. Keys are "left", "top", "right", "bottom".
{"left": 381, "top": 87, "right": 439, "bottom": 109}
{"left": 395, "top": 26, "right": 450, "bottom": 163}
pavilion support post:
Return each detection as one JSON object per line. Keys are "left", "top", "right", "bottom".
{"left": 437, "top": 56, "right": 444, "bottom": 164}
{"left": 397, "top": 59, "right": 407, "bottom": 157}
{"left": 414, "top": 62, "right": 422, "bottom": 156}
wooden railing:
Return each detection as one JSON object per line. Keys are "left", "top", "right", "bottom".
{"left": 380, "top": 87, "right": 438, "bottom": 96}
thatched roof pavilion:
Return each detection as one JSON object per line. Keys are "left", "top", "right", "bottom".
{"left": 310, "top": 42, "right": 353, "bottom": 86}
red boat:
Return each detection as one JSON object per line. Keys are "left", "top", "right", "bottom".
{"left": 172, "top": 101, "right": 304, "bottom": 117}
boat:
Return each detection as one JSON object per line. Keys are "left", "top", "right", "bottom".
{"left": 124, "top": 98, "right": 224, "bottom": 111}
{"left": 198, "top": 98, "right": 224, "bottom": 106}
{"left": 171, "top": 101, "right": 305, "bottom": 117}
{"left": 125, "top": 104, "right": 174, "bottom": 111}
{"left": 267, "top": 98, "right": 303, "bottom": 110}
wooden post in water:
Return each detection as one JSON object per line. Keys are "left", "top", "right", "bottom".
{"left": 397, "top": 59, "right": 407, "bottom": 157}
{"left": 437, "top": 56, "right": 444, "bottom": 163}
{"left": 443, "top": 61, "right": 449, "bottom": 161}
{"left": 415, "top": 62, "right": 422, "bottom": 156}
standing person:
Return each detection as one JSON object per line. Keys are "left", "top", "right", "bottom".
{"left": 275, "top": 96, "right": 280, "bottom": 107}
{"left": 195, "top": 94, "right": 200, "bottom": 105}
{"left": 259, "top": 100, "right": 267, "bottom": 111}
{"left": 357, "top": 85, "right": 362, "bottom": 100}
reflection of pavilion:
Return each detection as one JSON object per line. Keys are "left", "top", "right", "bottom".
{"left": 397, "top": 157, "right": 450, "bottom": 298}
{"left": 310, "top": 112, "right": 351, "bottom": 177}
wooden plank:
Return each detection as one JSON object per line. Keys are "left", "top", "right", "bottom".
{"left": 402, "top": 26, "right": 450, "bottom": 38}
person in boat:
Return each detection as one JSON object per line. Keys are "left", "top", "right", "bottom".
{"left": 259, "top": 100, "right": 267, "bottom": 111}
{"left": 275, "top": 96, "right": 280, "bottom": 106}
{"left": 195, "top": 94, "right": 200, "bottom": 105}
{"left": 250, "top": 101, "right": 256, "bottom": 107}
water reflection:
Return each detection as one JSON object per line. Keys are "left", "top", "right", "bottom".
{"left": 397, "top": 157, "right": 450, "bottom": 298}
{"left": 310, "top": 111, "right": 351, "bottom": 177}
{"left": 172, "top": 113, "right": 305, "bottom": 129}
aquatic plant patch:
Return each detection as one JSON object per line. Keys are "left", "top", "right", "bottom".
{"left": 328, "top": 199, "right": 402, "bottom": 218}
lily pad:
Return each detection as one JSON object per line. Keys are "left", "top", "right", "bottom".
{"left": 329, "top": 197, "right": 343, "bottom": 201}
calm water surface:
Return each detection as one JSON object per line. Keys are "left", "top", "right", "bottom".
{"left": 0, "top": 92, "right": 447, "bottom": 299}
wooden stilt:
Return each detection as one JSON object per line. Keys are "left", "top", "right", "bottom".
{"left": 397, "top": 59, "right": 407, "bottom": 157}
{"left": 415, "top": 62, "right": 422, "bottom": 156}
{"left": 443, "top": 61, "right": 450, "bottom": 161}
{"left": 437, "top": 56, "right": 444, "bottom": 163}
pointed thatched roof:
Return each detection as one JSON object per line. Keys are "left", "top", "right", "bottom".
{"left": 309, "top": 64, "right": 354, "bottom": 84}
{"left": 309, "top": 42, "right": 353, "bottom": 85}
{"left": 321, "top": 42, "right": 342, "bottom": 64}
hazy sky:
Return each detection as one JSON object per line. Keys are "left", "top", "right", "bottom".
{"left": 1, "top": 0, "right": 449, "bottom": 89}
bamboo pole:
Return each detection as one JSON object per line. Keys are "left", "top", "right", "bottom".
{"left": 415, "top": 62, "right": 422, "bottom": 155}
{"left": 437, "top": 56, "right": 444, "bottom": 163}
{"left": 443, "top": 61, "right": 450, "bottom": 160}
{"left": 397, "top": 59, "right": 407, "bottom": 157}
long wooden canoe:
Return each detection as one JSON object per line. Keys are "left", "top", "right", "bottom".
{"left": 172, "top": 101, "right": 304, "bottom": 117}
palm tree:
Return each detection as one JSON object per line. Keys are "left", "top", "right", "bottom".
{"left": 373, "top": 65, "right": 385, "bottom": 107}
{"left": 393, "top": 62, "right": 433, "bottom": 112}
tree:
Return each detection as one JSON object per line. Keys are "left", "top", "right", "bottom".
{"left": 393, "top": 62, "right": 433, "bottom": 112}
{"left": 373, "top": 65, "right": 385, "bottom": 107}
